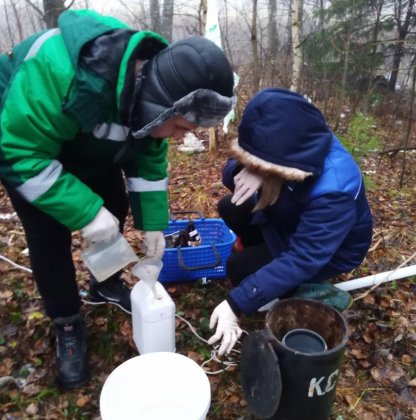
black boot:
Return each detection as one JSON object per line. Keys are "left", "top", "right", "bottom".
{"left": 53, "top": 313, "right": 90, "bottom": 389}
{"left": 87, "top": 276, "right": 132, "bottom": 314}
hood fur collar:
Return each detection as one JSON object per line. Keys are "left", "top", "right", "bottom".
{"left": 230, "top": 138, "right": 313, "bottom": 181}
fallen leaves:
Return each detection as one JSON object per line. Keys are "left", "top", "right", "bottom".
{"left": 0, "top": 138, "right": 416, "bottom": 419}
{"left": 370, "top": 364, "right": 406, "bottom": 385}
{"left": 76, "top": 394, "right": 91, "bottom": 407}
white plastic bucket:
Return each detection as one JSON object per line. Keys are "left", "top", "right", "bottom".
{"left": 100, "top": 352, "right": 211, "bottom": 420}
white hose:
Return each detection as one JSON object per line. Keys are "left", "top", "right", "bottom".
{"left": 334, "top": 264, "right": 416, "bottom": 291}
{"left": 0, "top": 254, "right": 32, "bottom": 273}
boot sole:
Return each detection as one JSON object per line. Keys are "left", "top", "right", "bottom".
{"left": 55, "top": 373, "right": 90, "bottom": 390}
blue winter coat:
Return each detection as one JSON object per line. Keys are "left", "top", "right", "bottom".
{"left": 224, "top": 88, "right": 373, "bottom": 315}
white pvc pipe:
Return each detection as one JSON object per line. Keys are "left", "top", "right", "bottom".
{"left": 334, "top": 264, "right": 416, "bottom": 292}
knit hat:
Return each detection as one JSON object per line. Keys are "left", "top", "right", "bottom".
{"left": 130, "top": 36, "right": 235, "bottom": 138}
{"left": 231, "top": 88, "right": 332, "bottom": 180}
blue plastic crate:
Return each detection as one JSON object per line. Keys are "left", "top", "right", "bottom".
{"left": 160, "top": 218, "right": 236, "bottom": 283}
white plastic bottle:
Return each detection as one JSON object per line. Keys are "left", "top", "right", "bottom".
{"left": 131, "top": 258, "right": 176, "bottom": 354}
{"left": 81, "top": 232, "right": 138, "bottom": 282}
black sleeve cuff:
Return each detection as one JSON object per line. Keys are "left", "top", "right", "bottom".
{"left": 226, "top": 295, "right": 242, "bottom": 317}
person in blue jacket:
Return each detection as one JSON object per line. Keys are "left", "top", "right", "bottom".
{"left": 208, "top": 88, "right": 373, "bottom": 355}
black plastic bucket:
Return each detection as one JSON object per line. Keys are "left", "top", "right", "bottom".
{"left": 240, "top": 298, "right": 349, "bottom": 420}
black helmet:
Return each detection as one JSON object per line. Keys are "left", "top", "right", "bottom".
{"left": 130, "top": 36, "right": 235, "bottom": 138}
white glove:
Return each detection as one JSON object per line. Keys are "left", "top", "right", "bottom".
{"left": 231, "top": 168, "right": 263, "bottom": 206}
{"left": 208, "top": 300, "right": 242, "bottom": 356}
{"left": 81, "top": 207, "right": 119, "bottom": 243}
{"left": 143, "top": 231, "right": 166, "bottom": 259}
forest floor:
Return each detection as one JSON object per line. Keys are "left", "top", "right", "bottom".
{"left": 0, "top": 131, "right": 415, "bottom": 419}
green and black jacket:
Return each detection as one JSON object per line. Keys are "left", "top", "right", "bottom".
{"left": 0, "top": 9, "right": 170, "bottom": 231}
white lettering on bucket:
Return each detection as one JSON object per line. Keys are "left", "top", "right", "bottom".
{"left": 308, "top": 369, "right": 339, "bottom": 397}
{"left": 324, "top": 369, "right": 339, "bottom": 394}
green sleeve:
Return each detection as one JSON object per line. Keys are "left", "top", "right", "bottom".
{"left": 0, "top": 38, "right": 103, "bottom": 230}
{"left": 122, "top": 138, "right": 169, "bottom": 231}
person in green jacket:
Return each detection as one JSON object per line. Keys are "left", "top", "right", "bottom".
{"left": 0, "top": 9, "right": 235, "bottom": 389}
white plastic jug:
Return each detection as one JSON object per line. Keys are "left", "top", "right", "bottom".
{"left": 131, "top": 258, "right": 176, "bottom": 354}
{"left": 81, "top": 232, "right": 138, "bottom": 282}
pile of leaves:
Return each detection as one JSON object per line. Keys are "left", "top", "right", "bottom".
{"left": 0, "top": 133, "right": 415, "bottom": 419}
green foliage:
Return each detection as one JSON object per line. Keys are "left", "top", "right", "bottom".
{"left": 389, "top": 280, "right": 398, "bottom": 290}
{"left": 304, "top": 0, "right": 393, "bottom": 98}
{"left": 10, "top": 311, "right": 23, "bottom": 324}
{"left": 36, "top": 387, "right": 59, "bottom": 401}
{"left": 10, "top": 278, "right": 25, "bottom": 299}
{"left": 338, "top": 113, "right": 380, "bottom": 162}
{"left": 17, "top": 366, "right": 31, "bottom": 378}
{"left": 369, "top": 91, "right": 385, "bottom": 108}
{"left": 199, "top": 316, "right": 210, "bottom": 331}
{"left": 356, "top": 370, "right": 369, "bottom": 381}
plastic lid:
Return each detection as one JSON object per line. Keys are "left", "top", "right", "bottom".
{"left": 240, "top": 330, "right": 282, "bottom": 419}
{"left": 100, "top": 353, "right": 210, "bottom": 420}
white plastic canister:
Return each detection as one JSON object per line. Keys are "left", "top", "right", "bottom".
{"left": 131, "top": 259, "right": 176, "bottom": 354}
{"left": 131, "top": 280, "right": 176, "bottom": 354}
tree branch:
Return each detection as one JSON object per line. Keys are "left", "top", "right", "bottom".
{"left": 65, "top": 0, "right": 76, "bottom": 10}
{"left": 380, "top": 146, "right": 416, "bottom": 156}
{"left": 23, "top": 0, "right": 43, "bottom": 16}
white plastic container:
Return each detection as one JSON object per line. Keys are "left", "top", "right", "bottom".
{"left": 81, "top": 232, "right": 138, "bottom": 282}
{"left": 131, "top": 259, "right": 176, "bottom": 354}
{"left": 100, "top": 352, "right": 211, "bottom": 420}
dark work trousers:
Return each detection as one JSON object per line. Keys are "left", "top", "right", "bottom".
{"left": 218, "top": 194, "right": 274, "bottom": 287}
{"left": 3, "top": 167, "right": 129, "bottom": 319}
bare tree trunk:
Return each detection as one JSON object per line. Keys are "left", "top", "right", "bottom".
{"left": 150, "top": 0, "right": 161, "bottom": 33}
{"left": 265, "top": 0, "right": 277, "bottom": 86}
{"left": 362, "top": 0, "right": 384, "bottom": 112}
{"left": 251, "top": 0, "right": 260, "bottom": 93}
{"left": 318, "top": 0, "right": 330, "bottom": 114}
{"left": 399, "top": 53, "right": 416, "bottom": 187}
{"left": 43, "top": 0, "right": 66, "bottom": 28}
{"left": 290, "top": 0, "right": 303, "bottom": 92}
{"left": 202, "top": 0, "right": 221, "bottom": 153}
{"left": 3, "top": 1, "right": 15, "bottom": 47}
{"left": 199, "top": 0, "right": 207, "bottom": 36}
{"left": 389, "top": 0, "right": 415, "bottom": 91}
{"left": 221, "top": 0, "right": 234, "bottom": 67}
{"left": 282, "top": 0, "right": 293, "bottom": 88}
{"left": 334, "top": 29, "right": 351, "bottom": 131}
{"left": 10, "top": 1, "right": 24, "bottom": 42}
{"left": 161, "top": 0, "right": 174, "bottom": 41}
{"left": 267, "top": 0, "right": 277, "bottom": 54}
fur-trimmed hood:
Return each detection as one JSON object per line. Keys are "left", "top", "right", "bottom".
{"left": 231, "top": 88, "right": 332, "bottom": 180}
